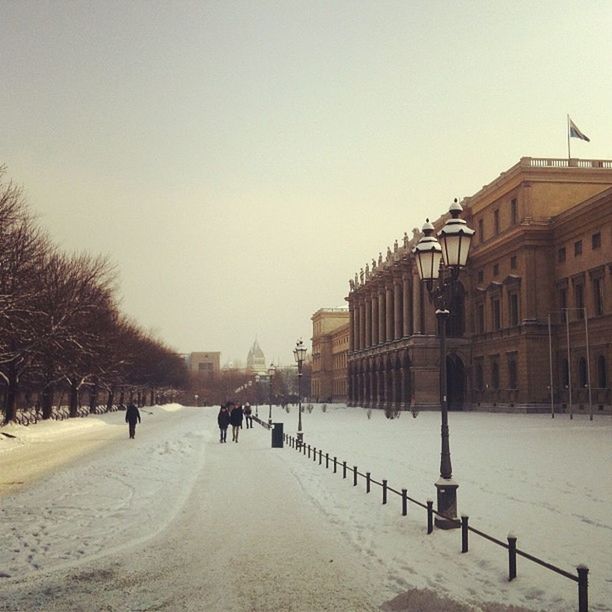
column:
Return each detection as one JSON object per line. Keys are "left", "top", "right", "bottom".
{"left": 394, "top": 280, "right": 402, "bottom": 340}
{"left": 349, "top": 304, "right": 354, "bottom": 352}
{"left": 386, "top": 284, "right": 393, "bottom": 342}
{"left": 371, "top": 294, "right": 378, "bottom": 345}
{"left": 378, "top": 289, "right": 385, "bottom": 343}
{"left": 403, "top": 273, "right": 412, "bottom": 336}
{"left": 365, "top": 298, "right": 371, "bottom": 348}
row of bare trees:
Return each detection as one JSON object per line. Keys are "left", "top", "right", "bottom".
{"left": 0, "top": 166, "right": 187, "bottom": 424}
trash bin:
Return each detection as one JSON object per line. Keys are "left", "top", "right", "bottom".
{"left": 271, "top": 422, "right": 284, "bottom": 448}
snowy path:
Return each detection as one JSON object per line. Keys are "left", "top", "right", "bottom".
{"left": 0, "top": 407, "right": 383, "bottom": 611}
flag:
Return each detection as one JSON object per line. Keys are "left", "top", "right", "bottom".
{"left": 569, "top": 117, "right": 590, "bottom": 142}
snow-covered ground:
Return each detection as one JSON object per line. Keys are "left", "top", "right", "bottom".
{"left": 0, "top": 404, "right": 610, "bottom": 611}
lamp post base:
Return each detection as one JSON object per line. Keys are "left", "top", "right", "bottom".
{"left": 434, "top": 477, "right": 460, "bottom": 529}
{"left": 296, "top": 430, "right": 303, "bottom": 448}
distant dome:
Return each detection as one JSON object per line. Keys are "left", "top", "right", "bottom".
{"left": 246, "top": 339, "right": 267, "bottom": 375}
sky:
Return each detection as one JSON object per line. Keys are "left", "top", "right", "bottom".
{"left": 1, "top": 0, "right": 611, "bottom": 365}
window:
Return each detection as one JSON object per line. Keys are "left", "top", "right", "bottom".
{"left": 507, "top": 353, "right": 518, "bottom": 389}
{"left": 479, "top": 219, "right": 484, "bottom": 242}
{"left": 475, "top": 362, "right": 484, "bottom": 391}
{"left": 558, "top": 247, "right": 566, "bottom": 263}
{"left": 476, "top": 302, "right": 485, "bottom": 333}
{"left": 478, "top": 270, "right": 484, "bottom": 283}
{"left": 575, "top": 283, "right": 584, "bottom": 312}
{"left": 592, "top": 232, "right": 601, "bottom": 249}
{"left": 574, "top": 240, "right": 583, "bottom": 256}
{"left": 491, "top": 359, "right": 500, "bottom": 390}
{"left": 597, "top": 356, "right": 607, "bottom": 388}
{"left": 559, "top": 287, "right": 567, "bottom": 311}
{"left": 562, "top": 359, "right": 569, "bottom": 387}
{"left": 593, "top": 277, "right": 604, "bottom": 316}
{"left": 493, "top": 263, "right": 499, "bottom": 276}
{"left": 494, "top": 209, "right": 500, "bottom": 235}
{"left": 511, "top": 198, "right": 518, "bottom": 225}
{"left": 492, "top": 298, "right": 501, "bottom": 330}
{"left": 509, "top": 293, "right": 519, "bottom": 326}
{"left": 510, "top": 255, "right": 517, "bottom": 270}
{"left": 578, "top": 357, "right": 588, "bottom": 388}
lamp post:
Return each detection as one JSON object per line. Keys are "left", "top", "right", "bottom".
{"left": 293, "top": 339, "right": 307, "bottom": 446}
{"left": 255, "top": 374, "right": 260, "bottom": 417}
{"left": 413, "top": 199, "right": 474, "bottom": 529}
{"left": 268, "top": 363, "right": 275, "bottom": 425}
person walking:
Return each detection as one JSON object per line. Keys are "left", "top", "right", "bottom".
{"left": 218, "top": 404, "right": 231, "bottom": 443}
{"left": 230, "top": 403, "right": 243, "bottom": 442}
{"left": 244, "top": 402, "right": 253, "bottom": 428}
{"left": 125, "top": 402, "right": 141, "bottom": 439}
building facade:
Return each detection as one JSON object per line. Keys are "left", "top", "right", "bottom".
{"left": 246, "top": 339, "right": 267, "bottom": 375}
{"left": 347, "top": 157, "right": 612, "bottom": 414}
{"left": 188, "top": 352, "right": 221, "bottom": 376}
{"left": 311, "top": 308, "right": 350, "bottom": 402}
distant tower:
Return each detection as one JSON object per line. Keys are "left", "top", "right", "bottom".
{"left": 246, "top": 339, "right": 267, "bottom": 375}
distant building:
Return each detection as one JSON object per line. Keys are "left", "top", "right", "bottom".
{"left": 246, "top": 339, "right": 267, "bottom": 375}
{"left": 311, "top": 308, "right": 350, "bottom": 402}
{"left": 187, "top": 352, "right": 221, "bottom": 376}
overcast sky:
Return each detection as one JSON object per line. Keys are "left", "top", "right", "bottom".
{"left": 1, "top": 0, "right": 610, "bottom": 365}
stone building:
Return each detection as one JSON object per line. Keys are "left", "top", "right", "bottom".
{"left": 187, "top": 352, "right": 221, "bottom": 375}
{"left": 346, "top": 157, "right": 612, "bottom": 414}
{"left": 311, "top": 308, "right": 350, "bottom": 402}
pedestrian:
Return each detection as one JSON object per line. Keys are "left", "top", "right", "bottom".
{"left": 244, "top": 402, "right": 253, "bottom": 428}
{"left": 125, "top": 401, "right": 141, "bottom": 439}
{"left": 230, "top": 403, "right": 243, "bottom": 442}
{"left": 218, "top": 404, "right": 231, "bottom": 443}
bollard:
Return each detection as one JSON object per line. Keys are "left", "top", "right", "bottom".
{"left": 307, "top": 444, "right": 311, "bottom": 459}
{"left": 427, "top": 500, "right": 433, "bottom": 534}
{"left": 333, "top": 456, "right": 337, "bottom": 473}
{"left": 319, "top": 449, "right": 322, "bottom": 465}
{"left": 507, "top": 534, "right": 517, "bottom": 581}
{"left": 366, "top": 472, "right": 371, "bottom": 493}
{"left": 382, "top": 479, "right": 388, "bottom": 505}
{"left": 577, "top": 565, "right": 588, "bottom": 612}
{"left": 314, "top": 447, "right": 318, "bottom": 462}
{"left": 461, "top": 515, "right": 469, "bottom": 553}
{"left": 343, "top": 461, "right": 347, "bottom": 479}
{"left": 326, "top": 453, "right": 329, "bottom": 469}
{"left": 402, "top": 489, "right": 408, "bottom": 516}
{"left": 353, "top": 466, "right": 358, "bottom": 486}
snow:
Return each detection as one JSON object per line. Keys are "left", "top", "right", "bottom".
{"left": 0, "top": 404, "right": 610, "bottom": 611}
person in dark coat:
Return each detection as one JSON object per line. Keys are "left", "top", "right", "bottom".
{"left": 230, "top": 403, "right": 243, "bottom": 442}
{"left": 244, "top": 402, "right": 253, "bottom": 428}
{"left": 125, "top": 402, "right": 141, "bottom": 439}
{"left": 218, "top": 404, "right": 231, "bottom": 443}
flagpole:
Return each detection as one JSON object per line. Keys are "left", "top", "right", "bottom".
{"left": 567, "top": 114, "right": 571, "bottom": 162}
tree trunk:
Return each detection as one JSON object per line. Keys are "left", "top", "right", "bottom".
{"left": 89, "top": 380, "right": 98, "bottom": 414}
{"left": 107, "top": 389, "right": 114, "bottom": 411}
{"left": 3, "top": 373, "right": 18, "bottom": 424}
{"left": 42, "top": 384, "right": 54, "bottom": 420}
{"left": 150, "top": 388, "right": 154, "bottom": 406}
{"left": 69, "top": 381, "right": 79, "bottom": 418}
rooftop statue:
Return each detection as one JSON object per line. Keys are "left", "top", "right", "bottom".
{"left": 378, "top": 252, "right": 383, "bottom": 266}
{"left": 360, "top": 267, "right": 364, "bottom": 283}
{"left": 386, "top": 246, "right": 392, "bottom": 261}
{"left": 394, "top": 239, "right": 399, "bottom": 252}
{"left": 403, "top": 231, "right": 409, "bottom": 247}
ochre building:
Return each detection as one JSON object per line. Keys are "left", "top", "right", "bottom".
{"left": 347, "top": 157, "right": 612, "bottom": 414}
{"left": 311, "top": 308, "right": 350, "bottom": 402}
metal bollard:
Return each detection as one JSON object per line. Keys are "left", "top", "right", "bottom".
{"left": 577, "top": 565, "right": 589, "bottom": 612}
{"left": 319, "top": 449, "right": 322, "bottom": 465}
{"left": 307, "top": 444, "right": 311, "bottom": 459}
{"left": 402, "top": 489, "right": 407, "bottom": 516}
{"left": 326, "top": 453, "right": 329, "bottom": 469}
{"left": 508, "top": 534, "right": 517, "bottom": 581}
{"left": 353, "top": 466, "right": 358, "bottom": 486}
{"left": 333, "top": 456, "right": 337, "bottom": 473}
{"left": 427, "top": 500, "right": 433, "bottom": 534}
{"left": 342, "top": 461, "right": 347, "bottom": 479}
{"left": 366, "top": 472, "right": 371, "bottom": 493}
{"left": 461, "top": 515, "right": 469, "bottom": 553}
{"left": 382, "top": 479, "right": 387, "bottom": 504}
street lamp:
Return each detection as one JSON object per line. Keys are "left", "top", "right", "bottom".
{"left": 255, "top": 374, "right": 260, "bottom": 417}
{"left": 293, "top": 339, "right": 307, "bottom": 445}
{"left": 267, "top": 363, "right": 275, "bottom": 425}
{"left": 194, "top": 394, "right": 199, "bottom": 407}
{"left": 413, "top": 199, "right": 475, "bottom": 529}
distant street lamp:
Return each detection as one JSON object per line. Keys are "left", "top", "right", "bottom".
{"left": 255, "top": 374, "right": 260, "bottom": 417}
{"left": 413, "top": 199, "right": 475, "bottom": 529}
{"left": 268, "top": 363, "right": 275, "bottom": 425}
{"left": 293, "top": 339, "right": 307, "bottom": 446}
{"left": 194, "top": 394, "right": 199, "bottom": 407}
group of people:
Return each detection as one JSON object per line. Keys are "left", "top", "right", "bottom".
{"left": 217, "top": 401, "right": 253, "bottom": 443}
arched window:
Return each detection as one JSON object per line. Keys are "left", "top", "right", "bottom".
{"left": 475, "top": 362, "right": 484, "bottom": 391}
{"left": 598, "top": 356, "right": 607, "bottom": 388}
{"left": 562, "top": 359, "right": 569, "bottom": 387}
{"left": 491, "top": 361, "right": 500, "bottom": 390}
{"left": 578, "top": 357, "right": 588, "bottom": 388}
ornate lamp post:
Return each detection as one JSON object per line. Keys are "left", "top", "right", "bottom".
{"left": 267, "top": 363, "right": 275, "bottom": 425}
{"left": 255, "top": 374, "right": 260, "bottom": 417}
{"left": 293, "top": 339, "right": 307, "bottom": 445}
{"left": 413, "top": 199, "right": 475, "bottom": 529}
